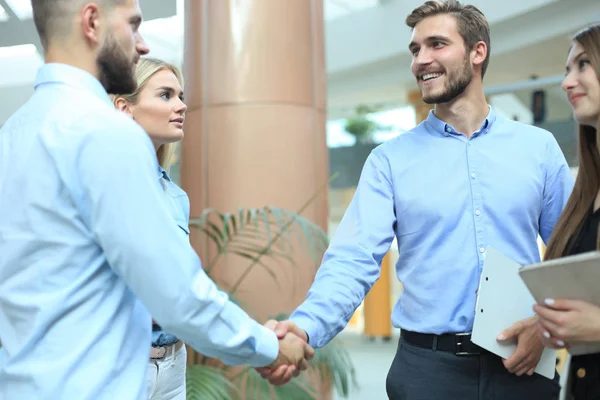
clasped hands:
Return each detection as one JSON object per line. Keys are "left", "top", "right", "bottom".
{"left": 257, "top": 320, "right": 313, "bottom": 386}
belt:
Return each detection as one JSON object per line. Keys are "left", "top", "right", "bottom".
{"left": 150, "top": 339, "right": 184, "bottom": 359}
{"left": 400, "top": 330, "right": 487, "bottom": 356}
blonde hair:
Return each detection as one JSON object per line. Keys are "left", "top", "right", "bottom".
{"left": 109, "top": 57, "right": 184, "bottom": 171}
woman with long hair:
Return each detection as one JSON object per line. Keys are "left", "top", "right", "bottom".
{"left": 535, "top": 24, "right": 600, "bottom": 400}
{"left": 110, "top": 57, "right": 188, "bottom": 400}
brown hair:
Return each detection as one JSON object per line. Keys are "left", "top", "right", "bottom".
{"left": 544, "top": 24, "right": 600, "bottom": 260}
{"left": 31, "top": 0, "right": 125, "bottom": 51}
{"left": 109, "top": 57, "right": 185, "bottom": 171}
{"left": 405, "top": 0, "right": 491, "bottom": 78}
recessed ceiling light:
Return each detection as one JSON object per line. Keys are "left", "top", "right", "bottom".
{"left": 0, "top": 5, "right": 9, "bottom": 22}
{"left": 4, "top": 0, "right": 32, "bottom": 20}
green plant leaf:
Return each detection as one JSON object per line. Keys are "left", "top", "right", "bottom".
{"left": 186, "top": 365, "right": 238, "bottom": 400}
{"left": 231, "top": 367, "right": 317, "bottom": 400}
{"left": 190, "top": 205, "right": 329, "bottom": 297}
{"left": 311, "top": 338, "right": 358, "bottom": 397}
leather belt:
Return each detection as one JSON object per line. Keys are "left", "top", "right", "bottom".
{"left": 150, "top": 339, "right": 184, "bottom": 359}
{"left": 401, "top": 330, "right": 487, "bottom": 356}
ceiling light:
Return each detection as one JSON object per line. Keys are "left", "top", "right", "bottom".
{"left": 0, "top": 5, "right": 9, "bottom": 21}
{"left": 4, "top": 0, "right": 32, "bottom": 20}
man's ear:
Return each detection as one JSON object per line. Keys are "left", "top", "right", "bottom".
{"left": 81, "top": 3, "right": 103, "bottom": 46}
{"left": 471, "top": 41, "right": 487, "bottom": 70}
{"left": 114, "top": 98, "right": 133, "bottom": 117}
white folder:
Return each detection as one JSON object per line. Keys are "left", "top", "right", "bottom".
{"left": 471, "top": 247, "right": 557, "bottom": 379}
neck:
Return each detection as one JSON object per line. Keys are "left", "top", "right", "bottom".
{"left": 432, "top": 78, "right": 489, "bottom": 138}
{"left": 45, "top": 39, "right": 99, "bottom": 81}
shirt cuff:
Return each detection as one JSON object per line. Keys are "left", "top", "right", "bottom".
{"left": 289, "top": 313, "right": 321, "bottom": 348}
{"left": 246, "top": 325, "right": 279, "bottom": 368}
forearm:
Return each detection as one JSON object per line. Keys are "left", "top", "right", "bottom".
{"left": 290, "top": 252, "right": 380, "bottom": 348}
{"left": 157, "top": 272, "right": 279, "bottom": 367}
{"left": 77, "top": 127, "right": 279, "bottom": 368}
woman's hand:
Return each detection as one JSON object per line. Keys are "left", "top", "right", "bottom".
{"left": 534, "top": 298, "right": 600, "bottom": 347}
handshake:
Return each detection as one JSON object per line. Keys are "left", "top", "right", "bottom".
{"left": 256, "top": 320, "right": 315, "bottom": 386}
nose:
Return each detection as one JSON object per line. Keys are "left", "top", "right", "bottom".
{"left": 561, "top": 71, "right": 576, "bottom": 93}
{"left": 414, "top": 47, "right": 433, "bottom": 66}
{"left": 136, "top": 33, "right": 150, "bottom": 56}
{"left": 175, "top": 98, "right": 187, "bottom": 114}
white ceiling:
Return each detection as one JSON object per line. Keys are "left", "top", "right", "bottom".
{"left": 324, "top": 0, "right": 379, "bottom": 20}
{"left": 1, "top": 0, "right": 599, "bottom": 123}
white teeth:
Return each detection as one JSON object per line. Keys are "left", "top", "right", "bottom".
{"left": 422, "top": 73, "right": 442, "bottom": 81}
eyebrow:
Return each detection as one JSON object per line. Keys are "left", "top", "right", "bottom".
{"left": 408, "top": 35, "right": 451, "bottom": 52}
{"left": 156, "top": 86, "right": 184, "bottom": 99}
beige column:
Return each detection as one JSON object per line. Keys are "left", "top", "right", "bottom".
{"left": 181, "top": 0, "right": 327, "bottom": 358}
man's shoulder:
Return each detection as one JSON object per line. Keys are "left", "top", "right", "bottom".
{"left": 371, "top": 126, "right": 427, "bottom": 160}
{"left": 497, "top": 117, "right": 556, "bottom": 143}
{"left": 51, "top": 97, "right": 148, "bottom": 149}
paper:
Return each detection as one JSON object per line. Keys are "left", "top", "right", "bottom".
{"left": 520, "top": 250, "right": 600, "bottom": 356}
{"left": 471, "top": 247, "right": 557, "bottom": 379}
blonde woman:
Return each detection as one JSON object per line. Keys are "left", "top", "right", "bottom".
{"left": 110, "top": 57, "right": 188, "bottom": 400}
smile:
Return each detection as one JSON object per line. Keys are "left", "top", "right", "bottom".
{"left": 569, "top": 93, "right": 585, "bottom": 105}
{"left": 420, "top": 72, "right": 443, "bottom": 81}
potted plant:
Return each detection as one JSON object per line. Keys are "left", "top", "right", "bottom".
{"left": 185, "top": 184, "right": 357, "bottom": 400}
{"left": 343, "top": 104, "right": 390, "bottom": 145}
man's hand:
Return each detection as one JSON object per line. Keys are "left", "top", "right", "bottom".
{"left": 534, "top": 298, "right": 600, "bottom": 347}
{"left": 256, "top": 320, "right": 312, "bottom": 386}
{"left": 496, "top": 315, "right": 544, "bottom": 376}
{"left": 269, "top": 331, "right": 312, "bottom": 370}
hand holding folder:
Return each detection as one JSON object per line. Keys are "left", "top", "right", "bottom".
{"left": 519, "top": 250, "right": 600, "bottom": 356}
{"left": 471, "top": 247, "right": 557, "bottom": 379}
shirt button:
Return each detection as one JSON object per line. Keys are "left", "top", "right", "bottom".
{"left": 577, "top": 368, "right": 586, "bottom": 378}
{"left": 476, "top": 210, "right": 481, "bottom": 216}
{"left": 480, "top": 247, "right": 485, "bottom": 253}
{"left": 471, "top": 173, "right": 476, "bottom": 179}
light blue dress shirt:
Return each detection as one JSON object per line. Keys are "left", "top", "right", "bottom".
{"left": 291, "top": 107, "right": 574, "bottom": 349}
{"left": 151, "top": 167, "right": 188, "bottom": 347}
{"left": 0, "top": 63, "right": 279, "bottom": 399}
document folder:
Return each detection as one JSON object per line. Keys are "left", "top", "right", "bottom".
{"left": 471, "top": 247, "right": 557, "bottom": 379}
{"left": 519, "top": 250, "right": 600, "bottom": 356}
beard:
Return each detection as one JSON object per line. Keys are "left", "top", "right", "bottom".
{"left": 97, "top": 33, "right": 138, "bottom": 95}
{"left": 421, "top": 55, "right": 473, "bottom": 104}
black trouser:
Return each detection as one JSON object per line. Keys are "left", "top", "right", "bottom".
{"left": 386, "top": 332, "right": 561, "bottom": 400}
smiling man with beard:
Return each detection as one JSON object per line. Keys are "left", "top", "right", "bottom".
{"left": 258, "top": 1, "right": 574, "bottom": 399}
{"left": 0, "top": 0, "right": 314, "bottom": 399}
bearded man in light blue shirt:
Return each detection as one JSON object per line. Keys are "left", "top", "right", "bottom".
{"left": 259, "top": 1, "right": 574, "bottom": 399}
{"left": 0, "top": 1, "right": 313, "bottom": 398}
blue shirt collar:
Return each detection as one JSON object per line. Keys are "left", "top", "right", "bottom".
{"left": 34, "top": 63, "right": 113, "bottom": 107}
{"left": 424, "top": 105, "right": 497, "bottom": 137}
{"left": 158, "top": 166, "right": 171, "bottom": 182}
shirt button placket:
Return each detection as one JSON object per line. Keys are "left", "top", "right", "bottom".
{"left": 468, "top": 140, "right": 485, "bottom": 267}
